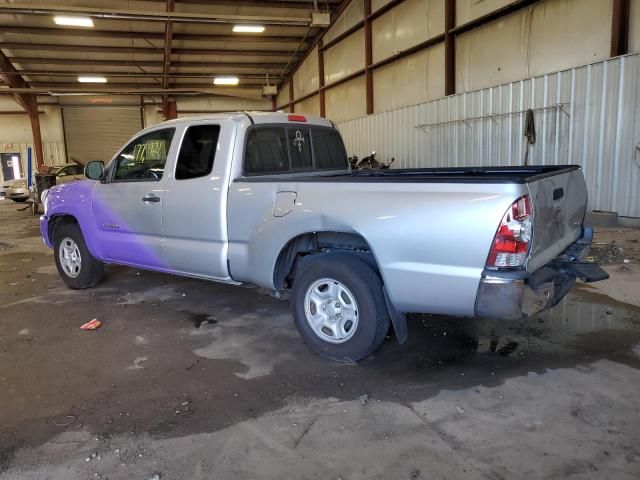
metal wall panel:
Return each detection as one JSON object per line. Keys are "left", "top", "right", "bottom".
{"left": 629, "top": 0, "right": 640, "bottom": 54}
{"left": 324, "top": 0, "right": 364, "bottom": 44}
{"left": 277, "top": 81, "right": 290, "bottom": 108}
{"left": 296, "top": 94, "right": 321, "bottom": 117}
{"left": 373, "top": 43, "right": 445, "bottom": 112}
{"left": 455, "top": 0, "right": 512, "bottom": 26}
{"left": 372, "top": 0, "right": 444, "bottom": 64}
{"left": 324, "top": 28, "right": 365, "bottom": 85}
{"left": 326, "top": 74, "right": 367, "bottom": 123}
{"left": 293, "top": 46, "right": 320, "bottom": 99}
{"left": 337, "top": 54, "right": 640, "bottom": 218}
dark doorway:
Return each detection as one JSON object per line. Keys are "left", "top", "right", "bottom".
{"left": 1, "top": 153, "right": 21, "bottom": 182}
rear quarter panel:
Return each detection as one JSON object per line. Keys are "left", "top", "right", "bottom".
{"left": 227, "top": 180, "right": 525, "bottom": 315}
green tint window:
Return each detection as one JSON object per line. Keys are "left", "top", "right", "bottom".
{"left": 113, "top": 129, "right": 175, "bottom": 182}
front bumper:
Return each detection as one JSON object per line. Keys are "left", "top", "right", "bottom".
{"left": 7, "top": 187, "right": 29, "bottom": 199}
{"left": 475, "top": 227, "right": 609, "bottom": 320}
{"left": 40, "top": 215, "right": 53, "bottom": 248}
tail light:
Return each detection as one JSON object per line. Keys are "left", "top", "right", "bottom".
{"left": 486, "top": 195, "right": 533, "bottom": 268}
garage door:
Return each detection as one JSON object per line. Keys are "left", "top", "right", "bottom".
{"left": 62, "top": 107, "right": 142, "bottom": 165}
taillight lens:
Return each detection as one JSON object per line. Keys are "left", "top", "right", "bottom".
{"left": 486, "top": 195, "right": 532, "bottom": 268}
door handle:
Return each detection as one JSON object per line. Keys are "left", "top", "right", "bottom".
{"left": 142, "top": 194, "right": 160, "bottom": 203}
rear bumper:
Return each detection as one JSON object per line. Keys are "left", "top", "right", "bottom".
{"left": 475, "top": 227, "right": 608, "bottom": 320}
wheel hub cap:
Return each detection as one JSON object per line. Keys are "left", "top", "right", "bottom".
{"left": 58, "top": 237, "right": 82, "bottom": 278}
{"left": 304, "top": 278, "right": 359, "bottom": 344}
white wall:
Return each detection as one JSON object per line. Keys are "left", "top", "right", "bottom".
{"left": 456, "top": 0, "right": 613, "bottom": 92}
{"left": 630, "top": 0, "right": 640, "bottom": 54}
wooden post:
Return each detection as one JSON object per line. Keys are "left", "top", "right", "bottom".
{"left": 23, "top": 94, "right": 44, "bottom": 171}
{"left": 610, "top": 0, "right": 630, "bottom": 57}
{"left": 364, "top": 0, "right": 373, "bottom": 114}
{"left": 289, "top": 80, "right": 295, "bottom": 113}
{"left": 166, "top": 98, "right": 177, "bottom": 120}
{"left": 444, "top": 0, "right": 456, "bottom": 96}
{"left": 318, "top": 39, "right": 326, "bottom": 117}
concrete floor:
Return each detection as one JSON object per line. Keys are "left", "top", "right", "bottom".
{"left": 1, "top": 200, "right": 640, "bottom": 480}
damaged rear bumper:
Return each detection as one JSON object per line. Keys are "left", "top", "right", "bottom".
{"left": 474, "top": 227, "right": 609, "bottom": 320}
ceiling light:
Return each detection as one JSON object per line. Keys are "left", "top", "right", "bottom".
{"left": 78, "top": 76, "right": 107, "bottom": 83}
{"left": 232, "top": 25, "right": 265, "bottom": 33}
{"left": 54, "top": 16, "right": 94, "bottom": 27}
{"left": 213, "top": 76, "right": 239, "bottom": 86}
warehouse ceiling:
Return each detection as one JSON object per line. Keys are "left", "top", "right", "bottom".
{"left": 0, "top": 0, "right": 341, "bottom": 100}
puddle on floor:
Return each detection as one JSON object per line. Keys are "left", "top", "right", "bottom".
{"left": 401, "top": 289, "right": 640, "bottom": 370}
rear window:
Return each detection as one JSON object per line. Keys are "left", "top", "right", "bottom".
{"left": 244, "top": 125, "right": 348, "bottom": 175}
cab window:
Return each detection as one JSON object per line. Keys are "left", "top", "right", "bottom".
{"left": 175, "top": 125, "right": 220, "bottom": 180}
{"left": 113, "top": 129, "right": 175, "bottom": 182}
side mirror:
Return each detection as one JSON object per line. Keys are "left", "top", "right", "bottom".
{"left": 85, "top": 161, "right": 105, "bottom": 181}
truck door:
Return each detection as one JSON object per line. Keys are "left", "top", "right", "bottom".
{"left": 91, "top": 128, "right": 175, "bottom": 268}
{"left": 161, "top": 122, "right": 233, "bottom": 279}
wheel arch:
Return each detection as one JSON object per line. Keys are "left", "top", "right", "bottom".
{"left": 48, "top": 214, "right": 79, "bottom": 245}
{"left": 273, "top": 231, "right": 380, "bottom": 290}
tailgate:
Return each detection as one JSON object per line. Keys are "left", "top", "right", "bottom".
{"left": 526, "top": 166, "right": 588, "bottom": 272}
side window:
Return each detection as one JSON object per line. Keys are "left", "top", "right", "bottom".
{"left": 176, "top": 125, "right": 220, "bottom": 180}
{"left": 56, "top": 166, "right": 70, "bottom": 176}
{"left": 312, "top": 128, "right": 348, "bottom": 170}
{"left": 113, "top": 129, "right": 175, "bottom": 182}
{"left": 287, "top": 128, "right": 312, "bottom": 170}
{"left": 245, "top": 128, "right": 288, "bottom": 175}
{"left": 71, "top": 165, "right": 84, "bottom": 175}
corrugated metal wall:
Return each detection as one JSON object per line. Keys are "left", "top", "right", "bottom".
{"left": 337, "top": 54, "right": 640, "bottom": 218}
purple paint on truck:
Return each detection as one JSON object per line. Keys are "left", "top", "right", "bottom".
{"left": 41, "top": 180, "right": 168, "bottom": 270}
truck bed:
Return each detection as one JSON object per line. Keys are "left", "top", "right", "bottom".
{"left": 239, "top": 165, "right": 581, "bottom": 184}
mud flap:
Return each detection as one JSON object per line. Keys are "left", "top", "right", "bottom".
{"left": 383, "top": 286, "right": 407, "bottom": 344}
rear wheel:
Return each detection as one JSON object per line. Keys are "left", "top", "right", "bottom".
{"left": 291, "top": 255, "right": 390, "bottom": 362}
{"left": 54, "top": 223, "right": 104, "bottom": 289}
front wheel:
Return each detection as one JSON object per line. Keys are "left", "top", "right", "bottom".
{"left": 54, "top": 223, "right": 104, "bottom": 289}
{"left": 291, "top": 255, "right": 390, "bottom": 362}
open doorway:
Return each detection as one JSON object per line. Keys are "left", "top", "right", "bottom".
{"left": 1, "top": 153, "right": 22, "bottom": 182}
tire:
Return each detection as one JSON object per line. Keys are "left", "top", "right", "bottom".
{"left": 12, "top": 198, "right": 27, "bottom": 203}
{"left": 291, "top": 254, "right": 390, "bottom": 362}
{"left": 53, "top": 223, "right": 104, "bottom": 289}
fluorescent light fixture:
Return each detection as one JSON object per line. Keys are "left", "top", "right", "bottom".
{"left": 78, "top": 76, "right": 107, "bottom": 83}
{"left": 213, "top": 76, "right": 239, "bottom": 86}
{"left": 54, "top": 16, "right": 94, "bottom": 27}
{"left": 232, "top": 25, "right": 265, "bottom": 33}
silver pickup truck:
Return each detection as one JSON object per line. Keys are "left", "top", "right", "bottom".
{"left": 40, "top": 112, "right": 608, "bottom": 361}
